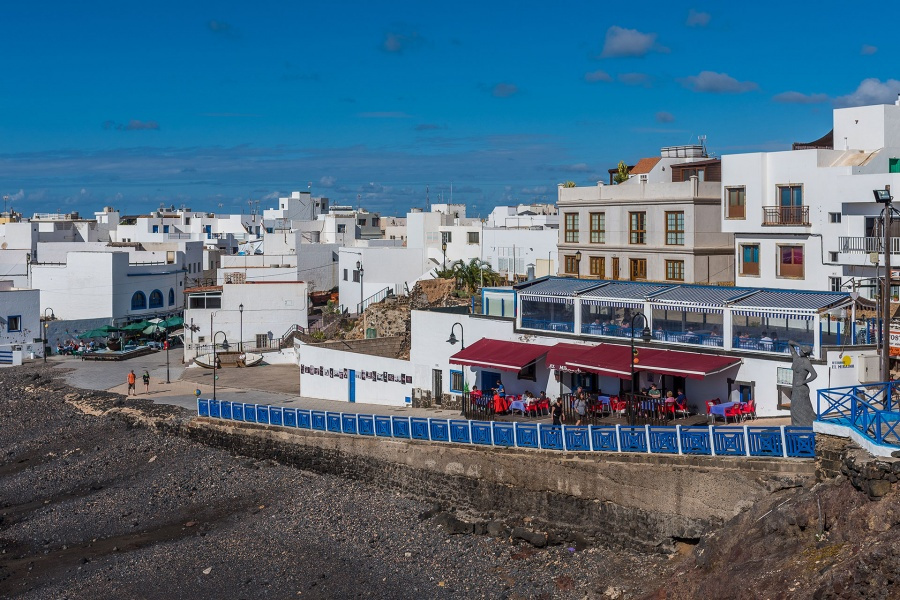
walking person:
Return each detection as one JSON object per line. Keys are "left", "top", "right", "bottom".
{"left": 126, "top": 369, "right": 136, "bottom": 396}
{"left": 142, "top": 370, "right": 150, "bottom": 394}
{"left": 551, "top": 399, "right": 563, "bottom": 426}
{"left": 573, "top": 393, "right": 586, "bottom": 426}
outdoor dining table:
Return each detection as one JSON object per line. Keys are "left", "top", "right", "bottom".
{"left": 508, "top": 399, "right": 526, "bottom": 413}
{"left": 709, "top": 401, "right": 744, "bottom": 420}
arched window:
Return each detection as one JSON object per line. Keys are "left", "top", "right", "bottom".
{"left": 131, "top": 291, "right": 147, "bottom": 310}
{"left": 168, "top": 288, "right": 176, "bottom": 306}
{"left": 149, "top": 289, "right": 164, "bottom": 309}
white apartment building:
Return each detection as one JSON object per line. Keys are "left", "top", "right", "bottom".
{"left": 0, "top": 280, "right": 41, "bottom": 362}
{"left": 722, "top": 102, "right": 900, "bottom": 296}
{"left": 558, "top": 147, "right": 734, "bottom": 284}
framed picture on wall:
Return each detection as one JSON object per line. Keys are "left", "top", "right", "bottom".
{"left": 388, "top": 374, "right": 395, "bottom": 382}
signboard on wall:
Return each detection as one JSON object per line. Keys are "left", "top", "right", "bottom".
{"left": 891, "top": 330, "right": 900, "bottom": 357}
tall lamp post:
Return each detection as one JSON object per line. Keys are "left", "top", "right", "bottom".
{"left": 238, "top": 303, "right": 244, "bottom": 352}
{"left": 164, "top": 318, "right": 170, "bottom": 384}
{"left": 442, "top": 242, "right": 447, "bottom": 270}
{"left": 42, "top": 308, "right": 54, "bottom": 363}
{"left": 874, "top": 187, "right": 893, "bottom": 384}
{"left": 629, "top": 312, "right": 652, "bottom": 426}
{"left": 212, "top": 329, "right": 229, "bottom": 401}
{"left": 356, "top": 261, "right": 364, "bottom": 314}
{"left": 575, "top": 250, "right": 582, "bottom": 279}
{"left": 447, "top": 322, "right": 465, "bottom": 415}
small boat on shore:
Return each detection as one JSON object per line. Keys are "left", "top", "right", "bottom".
{"left": 195, "top": 351, "right": 264, "bottom": 368}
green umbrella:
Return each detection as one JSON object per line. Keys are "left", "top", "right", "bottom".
{"left": 121, "top": 320, "right": 152, "bottom": 332}
{"left": 77, "top": 328, "right": 110, "bottom": 339}
{"left": 161, "top": 315, "right": 184, "bottom": 328}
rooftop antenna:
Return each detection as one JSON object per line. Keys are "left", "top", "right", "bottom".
{"left": 426, "top": 185, "right": 430, "bottom": 211}
{"left": 698, "top": 135, "right": 708, "bottom": 157}
{"left": 2, "top": 195, "right": 8, "bottom": 215}
{"left": 357, "top": 193, "right": 361, "bottom": 212}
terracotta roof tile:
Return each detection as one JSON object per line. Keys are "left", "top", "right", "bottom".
{"left": 629, "top": 157, "right": 661, "bottom": 174}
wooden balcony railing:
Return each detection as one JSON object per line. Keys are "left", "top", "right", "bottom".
{"left": 762, "top": 206, "right": 809, "bottom": 226}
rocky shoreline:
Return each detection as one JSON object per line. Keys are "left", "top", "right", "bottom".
{"left": 1, "top": 364, "right": 674, "bottom": 599}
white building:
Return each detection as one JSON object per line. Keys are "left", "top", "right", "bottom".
{"left": 0, "top": 280, "right": 41, "bottom": 363}
{"left": 722, "top": 101, "right": 900, "bottom": 295}
{"left": 183, "top": 281, "right": 309, "bottom": 362}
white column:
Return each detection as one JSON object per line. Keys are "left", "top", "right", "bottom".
{"left": 573, "top": 297, "right": 582, "bottom": 335}
{"left": 813, "top": 315, "right": 822, "bottom": 358}
{"left": 723, "top": 308, "right": 733, "bottom": 351}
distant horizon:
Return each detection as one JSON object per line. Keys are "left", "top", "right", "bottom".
{"left": 3, "top": 1, "right": 899, "bottom": 218}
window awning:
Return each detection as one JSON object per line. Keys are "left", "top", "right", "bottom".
{"left": 449, "top": 339, "right": 551, "bottom": 372}
{"left": 545, "top": 343, "right": 595, "bottom": 372}
{"left": 636, "top": 349, "right": 741, "bottom": 379}
{"left": 565, "top": 343, "right": 741, "bottom": 380}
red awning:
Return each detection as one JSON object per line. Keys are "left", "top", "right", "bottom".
{"left": 636, "top": 349, "right": 741, "bottom": 380}
{"left": 565, "top": 343, "right": 741, "bottom": 380}
{"left": 545, "top": 342, "right": 596, "bottom": 372}
{"left": 449, "top": 338, "right": 551, "bottom": 372}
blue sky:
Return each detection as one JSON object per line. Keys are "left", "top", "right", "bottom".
{"left": 2, "top": 1, "right": 899, "bottom": 218}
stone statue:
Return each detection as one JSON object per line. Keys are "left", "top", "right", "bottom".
{"left": 788, "top": 340, "right": 817, "bottom": 426}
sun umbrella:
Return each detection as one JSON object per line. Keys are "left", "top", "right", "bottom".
{"left": 161, "top": 315, "right": 184, "bottom": 328}
{"left": 121, "top": 320, "right": 152, "bottom": 333}
{"left": 77, "top": 328, "right": 110, "bottom": 339}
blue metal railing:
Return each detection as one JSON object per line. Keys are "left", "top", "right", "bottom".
{"left": 357, "top": 286, "right": 392, "bottom": 314}
{"left": 197, "top": 399, "right": 816, "bottom": 458}
{"left": 521, "top": 318, "right": 574, "bottom": 333}
{"left": 816, "top": 382, "right": 900, "bottom": 447}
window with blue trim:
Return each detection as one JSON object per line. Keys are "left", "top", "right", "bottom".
{"left": 7, "top": 315, "right": 21, "bottom": 332}
{"left": 149, "top": 290, "right": 164, "bottom": 309}
{"left": 168, "top": 288, "right": 176, "bottom": 306}
{"left": 131, "top": 291, "right": 147, "bottom": 310}
{"left": 152, "top": 225, "right": 159, "bottom": 233}
{"left": 449, "top": 370, "right": 465, "bottom": 393}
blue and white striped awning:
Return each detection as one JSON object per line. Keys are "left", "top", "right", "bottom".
{"left": 582, "top": 299, "right": 643, "bottom": 308}
{"left": 651, "top": 302, "right": 723, "bottom": 314}
{"left": 650, "top": 285, "right": 756, "bottom": 306}
{"left": 729, "top": 290, "right": 851, "bottom": 318}
{"left": 520, "top": 293, "right": 573, "bottom": 305}
{"left": 515, "top": 277, "right": 604, "bottom": 297}
{"left": 581, "top": 282, "right": 667, "bottom": 302}
{"left": 730, "top": 308, "right": 816, "bottom": 320}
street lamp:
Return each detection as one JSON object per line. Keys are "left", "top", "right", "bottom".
{"left": 42, "top": 308, "right": 54, "bottom": 363}
{"left": 446, "top": 322, "right": 465, "bottom": 348}
{"left": 356, "top": 260, "right": 365, "bottom": 314}
{"left": 238, "top": 303, "right": 244, "bottom": 352}
{"left": 212, "top": 329, "right": 229, "bottom": 401}
{"left": 442, "top": 242, "right": 448, "bottom": 270}
{"left": 629, "top": 312, "right": 652, "bottom": 426}
{"left": 575, "top": 250, "right": 582, "bottom": 279}
{"left": 874, "top": 187, "right": 893, "bottom": 383}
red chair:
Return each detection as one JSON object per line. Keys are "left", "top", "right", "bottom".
{"left": 724, "top": 403, "right": 742, "bottom": 423}
{"left": 609, "top": 396, "right": 625, "bottom": 416}
{"left": 741, "top": 399, "right": 756, "bottom": 421}
{"left": 674, "top": 398, "right": 689, "bottom": 419}
{"left": 705, "top": 399, "right": 720, "bottom": 423}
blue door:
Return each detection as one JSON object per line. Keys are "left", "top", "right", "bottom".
{"left": 349, "top": 369, "right": 356, "bottom": 403}
{"left": 482, "top": 370, "right": 502, "bottom": 392}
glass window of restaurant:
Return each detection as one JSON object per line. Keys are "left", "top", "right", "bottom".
{"left": 731, "top": 312, "right": 813, "bottom": 353}
{"left": 521, "top": 296, "right": 575, "bottom": 333}
{"left": 650, "top": 307, "right": 724, "bottom": 347}
{"left": 581, "top": 302, "right": 637, "bottom": 338}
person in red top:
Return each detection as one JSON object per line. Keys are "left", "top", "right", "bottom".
{"left": 126, "top": 370, "right": 136, "bottom": 396}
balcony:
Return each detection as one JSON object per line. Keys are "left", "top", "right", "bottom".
{"left": 762, "top": 206, "right": 809, "bottom": 226}
{"left": 839, "top": 237, "right": 900, "bottom": 254}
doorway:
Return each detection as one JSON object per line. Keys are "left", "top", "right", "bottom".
{"left": 432, "top": 369, "right": 443, "bottom": 405}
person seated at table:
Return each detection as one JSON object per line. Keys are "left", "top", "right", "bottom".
{"left": 647, "top": 383, "right": 661, "bottom": 399}
{"left": 760, "top": 331, "right": 772, "bottom": 344}
{"left": 665, "top": 390, "right": 674, "bottom": 402}
{"left": 523, "top": 391, "right": 536, "bottom": 407}
{"left": 56, "top": 343, "right": 64, "bottom": 355}
{"left": 710, "top": 326, "right": 720, "bottom": 337}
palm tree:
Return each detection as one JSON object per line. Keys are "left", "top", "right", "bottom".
{"left": 453, "top": 258, "right": 502, "bottom": 293}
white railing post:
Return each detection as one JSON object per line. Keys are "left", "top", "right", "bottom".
{"left": 780, "top": 426, "right": 788, "bottom": 458}
{"left": 615, "top": 424, "right": 621, "bottom": 452}
{"left": 644, "top": 425, "right": 651, "bottom": 453}
{"left": 709, "top": 426, "right": 716, "bottom": 456}
{"left": 676, "top": 424, "right": 683, "bottom": 455}
{"left": 743, "top": 425, "right": 751, "bottom": 457}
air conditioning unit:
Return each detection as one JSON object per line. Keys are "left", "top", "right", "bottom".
{"left": 857, "top": 354, "right": 881, "bottom": 384}
{"left": 639, "top": 174, "right": 648, "bottom": 183}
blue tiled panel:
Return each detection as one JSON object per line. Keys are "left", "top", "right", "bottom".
{"left": 429, "top": 419, "right": 450, "bottom": 442}
{"left": 539, "top": 424, "right": 564, "bottom": 450}
{"left": 255, "top": 405, "right": 270, "bottom": 425}
{"left": 590, "top": 426, "right": 618, "bottom": 452}
{"left": 243, "top": 403, "right": 257, "bottom": 423}
{"left": 391, "top": 416, "right": 411, "bottom": 438}
{"left": 471, "top": 421, "right": 492, "bottom": 445}
{"left": 209, "top": 399, "right": 221, "bottom": 419}
{"left": 492, "top": 422, "right": 515, "bottom": 447}
{"left": 564, "top": 426, "right": 590, "bottom": 451}
{"left": 515, "top": 423, "right": 539, "bottom": 449}
{"left": 231, "top": 402, "right": 244, "bottom": 421}
{"left": 220, "top": 401, "right": 232, "bottom": 420}
{"left": 748, "top": 427, "right": 783, "bottom": 457}
{"left": 680, "top": 427, "right": 712, "bottom": 455}
{"left": 374, "top": 415, "right": 392, "bottom": 437}
{"left": 282, "top": 408, "right": 297, "bottom": 428}
{"left": 449, "top": 420, "right": 471, "bottom": 444}
{"left": 197, "top": 399, "right": 209, "bottom": 417}
{"left": 326, "top": 412, "right": 342, "bottom": 433}
{"left": 341, "top": 413, "right": 358, "bottom": 435}
{"left": 784, "top": 427, "right": 815, "bottom": 458}
{"left": 619, "top": 427, "right": 647, "bottom": 452}
{"left": 410, "top": 417, "right": 430, "bottom": 440}
{"left": 358, "top": 414, "right": 375, "bottom": 436}
{"left": 713, "top": 427, "right": 745, "bottom": 456}
{"left": 311, "top": 410, "right": 326, "bottom": 431}
{"left": 269, "top": 406, "right": 283, "bottom": 427}
{"left": 297, "top": 410, "right": 312, "bottom": 429}
{"left": 648, "top": 427, "right": 678, "bottom": 454}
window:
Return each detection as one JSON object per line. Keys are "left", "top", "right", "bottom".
{"left": 726, "top": 187, "right": 746, "bottom": 219}
{"left": 740, "top": 244, "right": 760, "bottom": 276}
{"left": 665, "top": 260, "right": 685, "bottom": 281}
{"left": 352, "top": 269, "right": 360, "bottom": 283}
{"left": 778, "top": 185, "right": 803, "bottom": 207}
{"left": 343, "top": 269, "right": 348, "bottom": 281}
{"left": 131, "top": 291, "right": 147, "bottom": 310}
{"left": 629, "top": 212, "right": 646, "bottom": 244}
{"left": 830, "top": 277, "right": 842, "bottom": 292}
{"left": 168, "top": 288, "right": 176, "bottom": 306}
{"left": 467, "top": 232, "right": 479, "bottom": 244}
{"left": 589, "top": 212, "right": 605, "bottom": 244}
{"left": 865, "top": 216, "right": 879, "bottom": 236}
{"left": 7, "top": 315, "right": 21, "bottom": 332}
{"left": 163, "top": 225, "right": 170, "bottom": 233}
{"left": 564, "top": 255, "right": 578, "bottom": 275}
{"left": 337, "top": 224, "right": 346, "bottom": 233}
{"left": 589, "top": 256, "right": 605, "bottom": 277}
{"left": 358, "top": 219, "right": 367, "bottom": 226}
{"left": 829, "top": 212, "right": 842, "bottom": 223}
{"left": 152, "top": 225, "right": 159, "bottom": 233}
{"left": 665, "top": 212, "right": 685, "bottom": 245}
{"left": 371, "top": 217, "right": 380, "bottom": 227}
{"left": 778, "top": 245, "right": 804, "bottom": 278}
{"left": 629, "top": 258, "right": 647, "bottom": 281}
{"left": 149, "top": 290, "right": 164, "bottom": 309}
{"left": 611, "top": 257, "right": 620, "bottom": 280}
{"left": 187, "top": 293, "right": 221, "bottom": 309}
{"left": 890, "top": 158, "right": 900, "bottom": 174}
{"left": 449, "top": 370, "right": 464, "bottom": 393}
{"left": 681, "top": 168, "right": 705, "bottom": 181}
{"left": 441, "top": 231, "right": 452, "bottom": 244}
{"left": 829, "top": 251, "right": 839, "bottom": 262}
{"left": 564, "top": 213, "right": 579, "bottom": 243}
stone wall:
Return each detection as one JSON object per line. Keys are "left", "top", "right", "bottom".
{"left": 816, "top": 433, "right": 900, "bottom": 500}
{"left": 185, "top": 418, "right": 816, "bottom": 552}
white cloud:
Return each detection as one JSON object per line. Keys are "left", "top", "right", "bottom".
{"left": 679, "top": 71, "right": 758, "bottom": 94}
{"left": 686, "top": 9, "right": 711, "bottom": 27}
{"left": 834, "top": 78, "right": 900, "bottom": 107}
{"left": 584, "top": 69, "right": 612, "bottom": 83}
{"left": 319, "top": 176, "right": 336, "bottom": 187}
{"left": 600, "top": 26, "right": 667, "bottom": 58}
{"left": 772, "top": 91, "right": 829, "bottom": 104}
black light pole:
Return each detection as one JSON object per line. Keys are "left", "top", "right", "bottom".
{"left": 42, "top": 308, "right": 54, "bottom": 363}
{"left": 356, "top": 261, "right": 364, "bottom": 313}
{"left": 575, "top": 250, "right": 582, "bottom": 279}
{"left": 442, "top": 242, "right": 447, "bottom": 270}
{"left": 629, "top": 312, "right": 652, "bottom": 426}
{"left": 164, "top": 319, "right": 170, "bottom": 384}
{"left": 875, "top": 187, "right": 894, "bottom": 385}
{"left": 446, "top": 322, "right": 465, "bottom": 349}
{"left": 212, "top": 330, "right": 229, "bottom": 401}
{"left": 239, "top": 303, "right": 244, "bottom": 352}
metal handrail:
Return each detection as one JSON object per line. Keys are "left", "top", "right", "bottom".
{"left": 357, "top": 286, "right": 392, "bottom": 313}
{"left": 816, "top": 382, "right": 900, "bottom": 446}
{"left": 762, "top": 206, "right": 810, "bottom": 226}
